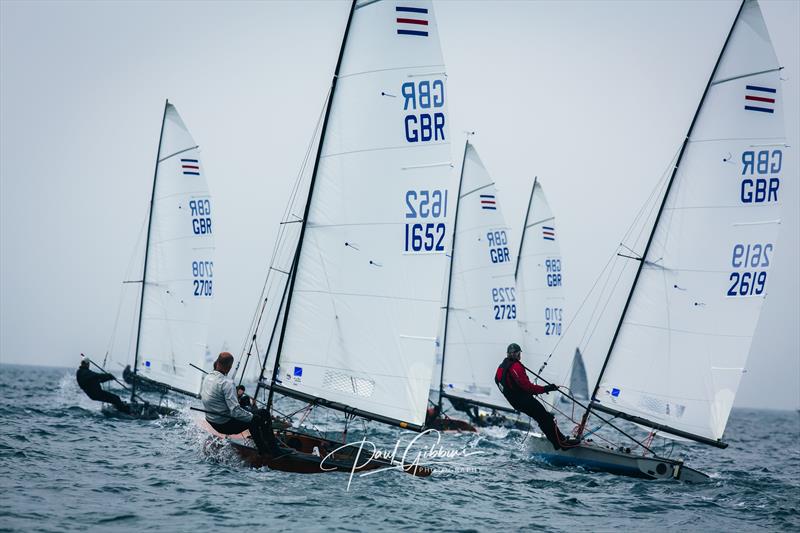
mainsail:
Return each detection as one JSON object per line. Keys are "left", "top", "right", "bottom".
{"left": 515, "top": 179, "right": 567, "bottom": 406}
{"left": 590, "top": 0, "right": 786, "bottom": 445}
{"left": 438, "top": 142, "right": 517, "bottom": 413}
{"left": 270, "top": 0, "right": 455, "bottom": 430}
{"left": 133, "top": 102, "right": 215, "bottom": 398}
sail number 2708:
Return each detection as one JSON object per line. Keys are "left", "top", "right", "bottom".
{"left": 192, "top": 260, "right": 213, "bottom": 297}
{"left": 404, "top": 189, "right": 447, "bottom": 253}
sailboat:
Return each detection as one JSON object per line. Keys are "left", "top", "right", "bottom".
{"left": 528, "top": 0, "right": 787, "bottom": 481}
{"left": 102, "top": 100, "right": 216, "bottom": 419}
{"left": 200, "top": 0, "right": 454, "bottom": 475}
{"left": 515, "top": 178, "right": 568, "bottom": 411}
{"left": 429, "top": 140, "right": 529, "bottom": 431}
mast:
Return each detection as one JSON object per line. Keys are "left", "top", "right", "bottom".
{"left": 580, "top": 0, "right": 747, "bottom": 443}
{"left": 268, "top": 0, "right": 356, "bottom": 410}
{"left": 437, "top": 138, "right": 470, "bottom": 413}
{"left": 131, "top": 98, "right": 169, "bottom": 404}
{"left": 256, "top": 260, "right": 293, "bottom": 406}
{"left": 514, "top": 177, "right": 537, "bottom": 280}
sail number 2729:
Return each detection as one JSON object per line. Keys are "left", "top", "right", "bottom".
{"left": 404, "top": 189, "right": 447, "bottom": 253}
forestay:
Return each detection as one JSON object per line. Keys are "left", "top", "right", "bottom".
{"left": 276, "top": 0, "right": 455, "bottom": 428}
{"left": 136, "top": 103, "right": 215, "bottom": 397}
{"left": 440, "top": 143, "right": 517, "bottom": 412}
{"left": 515, "top": 180, "right": 567, "bottom": 407}
{"left": 596, "top": 0, "right": 786, "bottom": 442}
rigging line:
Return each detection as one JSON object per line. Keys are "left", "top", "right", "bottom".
{"left": 519, "top": 363, "right": 657, "bottom": 455}
{"left": 105, "top": 212, "right": 148, "bottom": 365}
{"left": 533, "top": 146, "right": 680, "bottom": 373}
{"left": 237, "top": 86, "right": 331, "bottom": 364}
{"left": 131, "top": 99, "right": 169, "bottom": 404}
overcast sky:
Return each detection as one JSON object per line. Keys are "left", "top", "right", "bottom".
{"left": 1, "top": 0, "right": 798, "bottom": 409}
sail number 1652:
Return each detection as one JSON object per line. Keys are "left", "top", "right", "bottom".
{"left": 404, "top": 189, "right": 448, "bottom": 253}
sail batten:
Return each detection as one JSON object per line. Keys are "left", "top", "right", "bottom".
{"left": 592, "top": 0, "right": 786, "bottom": 442}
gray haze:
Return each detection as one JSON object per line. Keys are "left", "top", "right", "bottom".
{"left": 1, "top": 1, "right": 798, "bottom": 409}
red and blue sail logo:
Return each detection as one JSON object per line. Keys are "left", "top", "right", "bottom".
{"left": 396, "top": 6, "right": 429, "bottom": 37}
{"left": 181, "top": 158, "right": 200, "bottom": 176}
{"left": 480, "top": 194, "right": 497, "bottom": 210}
{"left": 542, "top": 226, "right": 555, "bottom": 241}
{"left": 744, "top": 85, "right": 776, "bottom": 114}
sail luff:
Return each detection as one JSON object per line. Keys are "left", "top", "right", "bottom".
{"left": 582, "top": 0, "right": 748, "bottom": 436}
{"left": 437, "top": 139, "right": 469, "bottom": 412}
{"left": 268, "top": 0, "right": 357, "bottom": 407}
{"left": 131, "top": 98, "right": 169, "bottom": 403}
{"left": 514, "top": 177, "right": 537, "bottom": 281}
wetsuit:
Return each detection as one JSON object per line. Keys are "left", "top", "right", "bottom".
{"left": 238, "top": 393, "right": 253, "bottom": 410}
{"left": 201, "top": 370, "right": 277, "bottom": 453}
{"left": 495, "top": 357, "right": 568, "bottom": 449}
{"left": 76, "top": 367, "right": 129, "bottom": 413}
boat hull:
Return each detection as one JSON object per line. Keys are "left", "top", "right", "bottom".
{"left": 426, "top": 416, "right": 477, "bottom": 433}
{"left": 101, "top": 402, "right": 177, "bottom": 420}
{"left": 527, "top": 435, "right": 710, "bottom": 482}
{"left": 196, "top": 416, "right": 431, "bottom": 477}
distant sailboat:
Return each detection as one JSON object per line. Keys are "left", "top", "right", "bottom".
{"left": 203, "top": 0, "right": 455, "bottom": 474}
{"left": 566, "top": 348, "right": 589, "bottom": 402}
{"left": 104, "top": 100, "right": 215, "bottom": 418}
{"left": 430, "top": 140, "right": 528, "bottom": 431}
{"left": 529, "top": 0, "right": 787, "bottom": 481}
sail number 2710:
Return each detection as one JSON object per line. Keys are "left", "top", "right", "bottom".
{"left": 404, "top": 189, "right": 447, "bottom": 253}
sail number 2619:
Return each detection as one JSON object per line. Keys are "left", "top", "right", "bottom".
{"left": 404, "top": 189, "right": 448, "bottom": 253}
{"left": 726, "top": 242, "right": 772, "bottom": 297}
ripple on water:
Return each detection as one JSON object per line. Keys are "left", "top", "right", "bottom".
{"left": 0, "top": 365, "right": 798, "bottom": 532}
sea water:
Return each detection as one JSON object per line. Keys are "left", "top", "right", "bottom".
{"left": 1, "top": 364, "right": 798, "bottom": 532}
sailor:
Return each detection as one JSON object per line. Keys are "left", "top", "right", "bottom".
{"left": 236, "top": 385, "right": 254, "bottom": 411}
{"left": 76, "top": 358, "right": 130, "bottom": 413}
{"left": 495, "top": 343, "right": 578, "bottom": 450}
{"left": 201, "top": 352, "right": 277, "bottom": 454}
{"left": 425, "top": 403, "right": 441, "bottom": 426}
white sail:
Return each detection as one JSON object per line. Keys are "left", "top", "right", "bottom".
{"left": 596, "top": 0, "right": 786, "bottom": 441}
{"left": 136, "top": 103, "right": 215, "bottom": 396}
{"left": 276, "top": 0, "right": 454, "bottom": 428}
{"left": 516, "top": 180, "right": 567, "bottom": 406}
{"left": 440, "top": 143, "right": 517, "bottom": 411}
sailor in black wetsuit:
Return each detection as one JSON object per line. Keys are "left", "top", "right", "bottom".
{"left": 495, "top": 343, "right": 578, "bottom": 450}
{"left": 236, "top": 385, "right": 254, "bottom": 412}
{"left": 76, "top": 359, "right": 130, "bottom": 413}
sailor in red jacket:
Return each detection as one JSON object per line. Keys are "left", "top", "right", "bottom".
{"left": 495, "top": 343, "right": 579, "bottom": 450}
